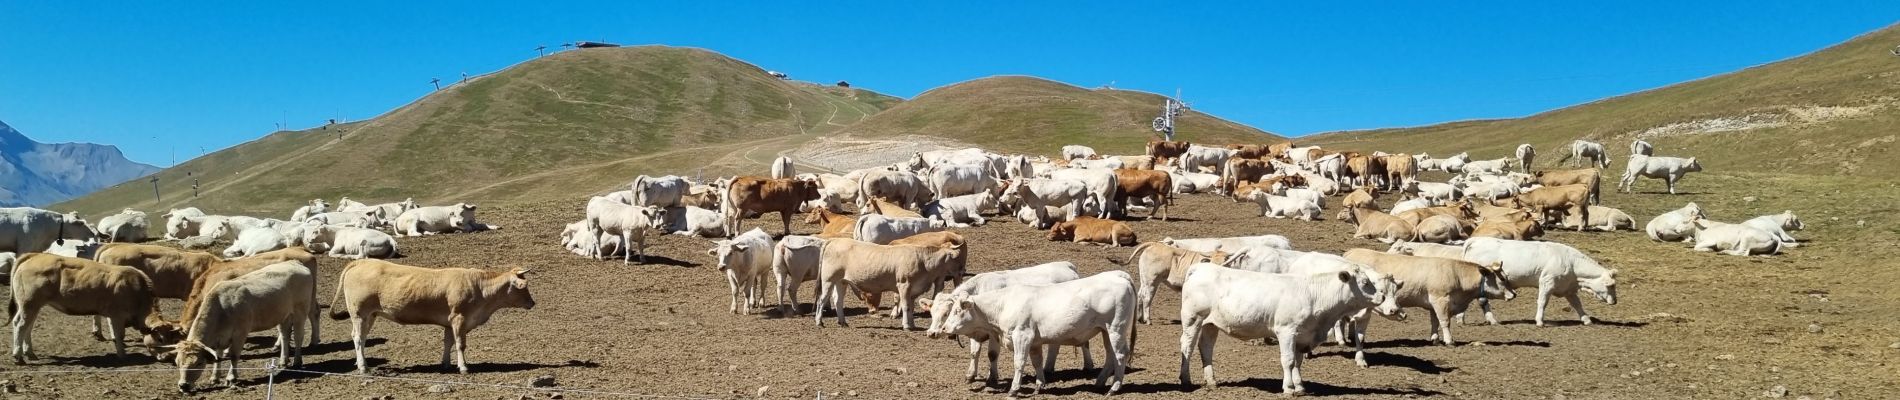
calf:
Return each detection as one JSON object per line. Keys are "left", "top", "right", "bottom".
{"left": 1342, "top": 249, "right": 1512, "bottom": 357}
{"left": 708, "top": 228, "right": 775, "bottom": 314}
{"left": 1128, "top": 242, "right": 1227, "bottom": 324}
{"left": 10, "top": 253, "right": 159, "bottom": 362}
{"left": 803, "top": 208, "right": 856, "bottom": 237}
{"left": 1619, "top": 155, "right": 1702, "bottom": 194}
{"left": 587, "top": 199, "right": 662, "bottom": 264}
{"left": 726, "top": 176, "right": 824, "bottom": 236}
{"left": 1557, "top": 140, "right": 1611, "bottom": 168}
{"left": 812, "top": 238, "right": 963, "bottom": 329}
{"left": 1047, "top": 217, "right": 1136, "bottom": 247}
{"left": 1743, "top": 210, "right": 1805, "bottom": 248}
{"left": 171, "top": 261, "right": 314, "bottom": 391}
{"left": 935, "top": 271, "right": 1137, "bottom": 396}
{"left": 1461, "top": 238, "right": 1618, "bottom": 326}
{"left": 1338, "top": 207, "right": 1417, "bottom": 243}
{"left": 1645, "top": 202, "right": 1705, "bottom": 242}
{"left": 1177, "top": 263, "right": 1401, "bottom": 394}
{"left": 329, "top": 260, "right": 535, "bottom": 373}
{"left": 925, "top": 261, "right": 1084, "bottom": 383}
{"left": 152, "top": 248, "right": 320, "bottom": 354}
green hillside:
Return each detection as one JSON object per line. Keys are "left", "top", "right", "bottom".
{"left": 1303, "top": 24, "right": 1900, "bottom": 176}
{"left": 835, "top": 76, "right": 1283, "bottom": 156}
{"left": 59, "top": 46, "right": 899, "bottom": 218}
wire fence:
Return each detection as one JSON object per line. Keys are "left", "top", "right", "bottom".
{"left": 0, "top": 360, "right": 729, "bottom": 400}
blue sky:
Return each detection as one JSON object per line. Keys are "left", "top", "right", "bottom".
{"left": 2, "top": 2, "right": 1896, "bottom": 167}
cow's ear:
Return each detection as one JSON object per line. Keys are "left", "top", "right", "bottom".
{"left": 705, "top": 247, "right": 719, "bottom": 256}
{"left": 733, "top": 244, "right": 749, "bottom": 252}
{"left": 1336, "top": 271, "right": 1353, "bottom": 283}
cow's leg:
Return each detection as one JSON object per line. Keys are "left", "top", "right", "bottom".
{"left": 307, "top": 303, "right": 322, "bottom": 349}
{"left": 964, "top": 338, "right": 982, "bottom": 382}
{"left": 1277, "top": 330, "right": 1304, "bottom": 395}
{"left": 1008, "top": 331, "right": 1032, "bottom": 396}
{"left": 1534, "top": 283, "right": 1555, "bottom": 327}
{"left": 896, "top": 284, "right": 915, "bottom": 330}
{"left": 104, "top": 316, "right": 127, "bottom": 357}
{"left": 1666, "top": 175, "right": 1679, "bottom": 194}
{"left": 1565, "top": 293, "right": 1595, "bottom": 325}
{"left": 779, "top": 211, "right": 794, "bottom": 237}
{"left": 1430, "top": 297, "right": 1454, "bottom": 346}
{"left": 724, "top": 271, "right": 741, "bottom": 314}
{"left": 1137, "top": 277, "right": 1158, "bottom": 325}
{"left": 1477, "top": 297, "right": 1501, "bottom": 325}
{"left": 275, "top": 323, "right": 292, "bottom": 368}
{"left": 350, "top": 316, "right": 371, "bottom": 373}
{"left": 1352, "top": 312, "right": 1372, "bottom": 367}
{"left": 813, "top": 281, "right": 830, "bottom": 326}
{"left": 90, "top": 316, "right": 107, "bottom": 341}
{"left": 223, "top": 338, "right": 242, "bottom": 385}
{"left": 452, "top": 319, "right": 471, "bottom": 374}
{"left": 12, "top": 306, "right": 39, "bottom": 363}
{"left": 1083, "top": 339, "right": 1096, "bottom": 372}
{"left": 1176, "top": 319, "right": 1199, "bottom": 386}
{"left": 1040, "top": 344, "right": 1060, "bottom": 378}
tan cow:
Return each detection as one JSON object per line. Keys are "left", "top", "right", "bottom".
{"left": 1395, "top": 201, "right": 1476, "bottom": 226}
{"left": 1471, "top": 200, "right": 1522, "bottom": 220}
{"left": 93, "top": 243, "right": 221, "bottom": 299}
{"left": 1220, "top": 159, "right": 1274, "bottom": 195}
{"left": 171, "top": 261, "right": 315, "bottom": 391}
{"left": 1414, "top": 214, "right": 1469, "bottom": 244}
{"left": 1534, "top": 168, "right": 1602, "bottom": 204}
{"left": 1046, "top": 217, "right": 1136, "bottom": 247}
{"left": 725, "top": 176, "right": 824, "bottom": 236}
{"left": 1342, "top": 249, "right": 1512, "bottom": 353}
{"left": 1344, "top": 154, "right": 1387, "bottom": 189}
{"left": 328, "top": 260, "right": 535, "bottom": 374}
{"left": 1342, "top": 186, "right": 1379, "bottom": 210}
{"left": 1338, "top": 207, "right": 1417, "bottom": 243}
{"left": 148, "top": 248, "right": 321, "bottom": 356}
{"left": 1115, "top": 155, "right": 1157, "bottom": 170}
{"left": 804, "top": 208, "right": 857, "bottom": 237}
{"left": 867, "top": 198, "right": 923, "bottom": 218}
{"left": 1383, "top": 154, "right": 1418, "bottom": 191}
{"left": 1471, "top": 210, "right": 1544, "bottom": 240}
{"left": 1502, "top": 184, "right": 1591, "bottom": 231}
{"left": 1226, "top": 144, "right": 1273, "bottom": 160}
{"left": 1128, "top": 242, "right": 1227, "bottom": 324}
{"left": 1112, "top": 169, "right": 1172, "bottom": 220}
{"left": 812, "top": 238, "right": 964, "bottom": 329}
{"left": 1146, "top": 139, "right": 1192, "bottom": 165}
{"left": 9, "top": 253, "right": 160, "bottom": 362}
{"left": 856, "top": 232, "right": 970, "bottom": 314}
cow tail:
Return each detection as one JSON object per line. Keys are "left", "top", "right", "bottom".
{"left": 852, "top": 214, "right": 872, "bottom": 241}
{"left": 1126, "top": 242, "right": 1155, "bottom": 266}
{"left": 328, "top": 261, "right": 358, "bottom": 320}
{"left": 128, "top": 272, "right": 159, "bottom": 335}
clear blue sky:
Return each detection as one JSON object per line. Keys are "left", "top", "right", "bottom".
{"left": 3, "top": 2, "right": 1896, "bottom": 166}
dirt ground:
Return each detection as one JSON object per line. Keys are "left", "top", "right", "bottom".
{"left": 3, "top": 171, "right": 1897, "bottom": 399}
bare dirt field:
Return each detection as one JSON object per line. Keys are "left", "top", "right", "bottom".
{"left": 4, "top": 171, "right": 1897, "bottom": 399}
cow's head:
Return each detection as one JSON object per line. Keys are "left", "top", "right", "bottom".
{"left": 495, "top": 267, "right": 536, "bottom": 310}
{"left": 1779, "top": 210, "right": 1805, "bottom": 231}
{"left": 1682, "top": 202, "right": 1704, "bottom": 219}
{"left": 1582, "top": 268, "right": 1618, "bottom": 305}
{"left": 924, "top": 292, "right": 959, "bottom": 340}
{"left": 453, "top": 203, "right": 478, "bottom": 228}
{"left": 401, "top": 198, "right": 419, "bottom": 211}
{"left": 57, "top": 212, "right": 97, "bottom": 241}
{"left": 1044, "top": 222, "right": 1075, "bottom": 241}
{"left": 1347, "top": 267, "right": 1405, "bottom": 319}
{"left": 171, "top": 339, "right": 220, "bottom": 392}
{"left": 301, "top": 225, "right": 335, "bottom": 252}
{"left": 1683, "top": 157, "right": 1703, "bottom": 172}
{"left": 1478, "top": 261, "right": 1517, "bottom": 301}
{"left": 936, "top": 293, "right": 990, "bottom": 340}
{"left": 705, "top": 237, "right": 754, "bottom": 272}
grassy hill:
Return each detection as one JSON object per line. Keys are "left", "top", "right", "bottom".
{"left": 834, "top": 76, "right": 1284, "bottom": 156}
{"left": 58, "top": 46, "right": 900, "bottom": 218}
{"left": 1303, "top": 24, "right": 1900, "bottom": 176}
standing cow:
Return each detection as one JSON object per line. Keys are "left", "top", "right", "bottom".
{"left": 1619, "top": 155, "right": 1702, "bottom": 194}
{"left": 1558, "top": 140, "right": 1611, "bottom": 168}
{"left": 329, "top": 260, "right": 535, "bottom": 374}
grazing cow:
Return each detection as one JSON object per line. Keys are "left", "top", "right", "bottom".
{"left": 812, "top": 237, "right": 963, "bottom": 329}
{"left": 1646, "top": 202, "right": 1705, "bottom": 242}
{"left": 933, "top": 271, "right": 1137, "bottom": 396}
{"left": 1049, "top": 169, "right": 1119, "bottom": 219}
{"left": 1176, "top": 263, "right": 1401, "bottom": 394}
{"left": 925, "top": 262, "right": 1085, "bottom": 384}
{"left": 1743, "top": 210, "right": 1805, "bottom": 248}
{"left": 329, "top": 260, "right": 535, "bottom": 373}
{"left": 1534, "top": 168, "right": 1603, "bottom": 204}
{"left": 1502, "top": 184, "right": 1591, "bottom": 231}
{"left": 586, "top": 199, "right": 662, "bottom": 264}
{"left": 1112, "top": 169, "right": 1172, "bottom": 220}
{"left": 221, "top": 227, "right": 288, "bottom": 258}
{"left": 1470, "top": 210, "right": 1544, "bottom": 240}
{"left": 1343, "top": 249, "right": 1511, "bottom": 353}
{"left": 1339, "top": 207, "right": 1417, "bottom": 244}
{"left": 854, "top": 214, "right": 947, "bottom": 245}
{"left": 657, "top": 205, "right": 727, "bottom": 238}
{"left": 726, "top": 176, "right": 823, "bottom": 237}
{"left": 770, "top": 156, "right": 796, "bottom": 179}
{"left": 1062, "top": 145, "right": 1098, "bottom": 161}
{"left": 97, "top": 209, "right": 150, "bottom": 243}
{"left": 1129, "top": 242, "right": 1227, "bottom": 324}
{"left": 772, "top": 235, "right": 828, "bottom": 315}
{"left": 707, "top": 228, "right": 775, "bottom": 314}
{"left": 1630, "top": 139, "right": 1653, "bottom": 156}
{"left": 1387, "top": 242, "right": 1466, "bottom": 259}
{"left": 1557, "top": 140, "right": 1611, "bottom": 168}
{"left": 1461, "top": 238, "right": 1618, "bottom": 326}
{"left": 1414, "top": 214, "right": 1469, "bottom": 244}
{"left": 1146, "top": 139, "right": 1191, "bottom": 165}
{"left": 630, "top": 175, "right": 690, "bottom": 207}
{"left": 304, "top": 225, "right": 399, "bottom": 259}
{"left": 1460, "top": 158, "right": 1512, "bottom": 176}
{"left": 859, "top": 169, "right": 932, "bottom": 210}
{"left": 1562, "top": 205, "right": 1637, "bottom": 232}
{"left": 289, "top": 199, "right": 328, "bottom": 223}
{"left": 1342, "top": 186, "right": 1378, "bottom": 210}
{"left": 1619, "top": 155, "right": 1702, "bottom": 194}
{"left": 922, "top": 192, "right": 999, "bottom": 227}
{"left": 1047, "top": 217, "right": 1136, "bottom": 247}
{"left": 9, "top": 254, "right": 160, "bottom": 363}
{"left": 392, "top": 204, "right": 482, "bottom": 236}
{"left": 171, "top": 261, "right": 314, "bottom": 391}
{"left": 1245, "top": 189, "right": 1321, "bottom": 220}
{"left": 1691, "top": 220, "right": 1781, "bottom": 256}
{"left": 163, "top": 208, "right": 207, "bottom": 239}
{"left": 0, "top": 208, "right": 96, "bottom": 254}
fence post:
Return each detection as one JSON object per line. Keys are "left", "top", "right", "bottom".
{"left": 265, "top": 359, "right": 277, "bottom": 399}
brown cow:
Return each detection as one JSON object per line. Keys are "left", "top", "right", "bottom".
{"left": 1344, "top": 154, "right": 1387, "bottom": 189}
{"left": 855, "top": 231, "right": 969, "bottom": 315}
{"left": 1337, "top": 207, "right": 1417, "bottom": 243}
{"left": 1267, "top": 142, "right": 1295, "bottom": 160}
{"left": 328, "top": 259, "right": 535, "bottom": 374}
{"left": 9, "top": 253, "right": 160, "bottom": 362}
{"left": 1047, "top": 217, "right": 1136, "bottom": 247}
{"left": 804, "top": 208, "right": 857, "bottom": 237}
{"left": 146, "top": 247, "right": 321, "bottom": 356}
{"left": 1534, "top": 168, "right": 1602, "bottom": 204}
{"left": 1146, "top": 139, "right": 1191, "bottom": 165}
{"left": 1395, "top": 201, "right": 1476, "bottom": 226}
{"left": 725, "top": 176, "right": 823, "bottom": 237}
{"left": 812, "top": 237, "right": 964, "bottom": 329}
{"left": 1501, "top": 184, "right": 1592, "bottom": 231}
{"left": 1472, "top": 210, "right": 1544, "bottom": 240}
{"left": 1383, "top": 154, "right": 1419, "bottom": 191}
{"left": 1113, "top": 169, "right": 1172, "bottom": 220}
{"left": 1220, "top": 158, "right": 1275, "bottom": 195}
{"left": 1342, "top": 186, "right": 1379, "bottom": 209}
{"left": 1227, "top": 144, "right": 1273, "bottom": 160}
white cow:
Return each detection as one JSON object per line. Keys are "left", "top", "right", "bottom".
{"left": 1217, "top": 246, "right": 1319, "bottom": 274}
{"left": 1048, "top": 169, "right": 1118, "bottom": 219}
{"left": 929, "top": 164, "right": 997, "bottom": 199}
{"left": 1245, "top": 190, "right": 1321, "bottom": 220}
{"left": 933, "top": 271, "right": 1136, "bottom": 396}
{"left": 162, "top": 208, "right": 207, "bottom": 239}
{"left": 1160, "top": 235, "right": 1293, "bottom": 253}
{"left": 334, "top": 197, "right": 368, "bottom": 211}
{"left": 1438, "top": 152, "right": 1472, "bottom": 173}
{"left": 771, "top": 235, "right": 827, "bottom": 315}
{"left": 1004, "top": 155, "right": 1035, "bottom": 180}
{"left": 1176, "top": 263, "right": 1402, "bottom": 394}
{"left": 356, "top": 199, "right": 418, "bottom": 227}
{"left": 43, "top": 238, "right": 101, "bottom": 258}
{"left": 770, "top": 156, "right": 795, "bottom": 179}
{"left": 1691, "top": 220, "right": 1781, "bottom": 256}
{"left": 1630, "top": 139, "right": 1653, "bottom": 156}
{"left": 1389, "top": 197, "right": 1433, "bottom": 215}
{"left": 1619, "top": 155, "right": 1702, "bottom": 194}
{"left": 586, "top": 200, "right": 663, "bottom": 264}
{"left": 221, "top": 227, "right": 288, "bottom": 258}
{"left": 921, "top": 192, "right": 998, "bottom": 227}
{"left": 707, "top": 228, "right": 775, "bottom": 314}
{"left": 630, "top": 175, "right": 690, "bottom": 208}
{"left": 1387, "top": 242, "right": 1466, "bottom": 259}
{"left": 289, "top": 199, "right": 328, "bottom": 223}
{"left": 1461, "top": 238, "right": 1618, "bottom": 326}
{"left": 1001, "top": 178, "right": 1090, "bottom": 226}
{"left": 303, "top": 212, "right": 379, "bottom": 229}
{"left": 303, "top": 226, "right": 399, "bottom": 259}
{"left": 1408, "top": 181, "right": 1461, "bottom": 204}
{"left": 853, "top": 214, "right": 947, "bottom": 245}
{"left": 1645, "top": 202, "right": 1705, "bottom": 242}
{"left": 1311, "top": 154, "right": 1347, "bottom": 183}
{"left": 392, "top": 204, "right": 479, "bottom": 236}
{"left": 1167, "top": 169, "right": 1221, "bottom": 194}
{"left": 0, "top": 208, "right": 97, "bottom": 254}
{"left": 1295, "top": 171, "right": 1342, "bottom": 196}
{"left": 1179, "top": 145, "right": 1235, "bottom": 176}
{"left": 1562, "top": 205, "right": 1637, "bottom": 232}
{"left": 1460, "top": 158, "right": 1512, "bottom": 176}
{"left": 1061, "top": 145, "right": 1097, "bottom": 160}
{"left": 925, "top": 261, "right": 1084, "bottom": 383}
{"left": 1561, "top": 140, "right": 1611, "bottom": 168}
{"left": 858, "top": 169, "right": 932, "bottom": 210}
{"left": 96, "top": 209, "right": 150, "bottom": 243}
{"left": 1743, "top": 211, "right": 1805, "bottom": 248}
{"left": 1067, "top": 158, "right": 1123, "bottom": 170}
{"left": 660, "top": 206, "right": 727, "bottom": 238}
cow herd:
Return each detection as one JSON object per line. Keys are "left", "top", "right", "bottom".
{"left": 0, "top": 136, "right": 1811, "bottom": 396}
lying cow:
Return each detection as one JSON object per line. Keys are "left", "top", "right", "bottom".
{"left": 329, "top": 260, "right": 535, "bottom": 373}
{"left": 854, "top": 214, "right": 947, "bottom": 245}
{"left": 1691, "top": 220, "right": 1781, "bottom": 256}
{"left": 1645, "top": 202, "right": 1705, "bottom": 242}
{"left": 1046, "top": 217, "right": 1135, "bottom": 247}
{"left": 1743, "top": 210, "right": 1805, "bottom": 248}
{"left": 660, "top": 205, "right": 728, "bottom": 238}
{"left": 393, "top": 203, "right": 481, "bottom": 236}
{"left": 304, "top": 225, "right": 400, "bottom": 259}
{"left": 921, "top": 192, "right": 999, "bottom": 227}
{"left": 1338, "top": 207, "right": 1417, "bottom": 244}
{"left": 1562, "top": 205, "right": 1636, "bottom": 232}
{"left": 97, "top": 209, "right": 150, "bottom": 243}
{"left": 1387, "top": 242, "right": 1466, "bottom": 259}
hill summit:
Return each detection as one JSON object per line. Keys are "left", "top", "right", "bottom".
{"left": 0, "top": 120, "right": 159, "bottom": 207}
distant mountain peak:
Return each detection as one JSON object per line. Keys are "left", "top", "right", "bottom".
{"left": 0, "top": 120, "right": 160, "bottom": 207}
